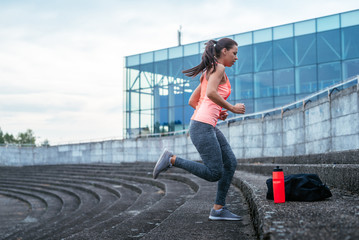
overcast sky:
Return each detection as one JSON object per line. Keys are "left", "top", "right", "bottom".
{"left": 0, "top": 0, "right": 358, "bottom": 145}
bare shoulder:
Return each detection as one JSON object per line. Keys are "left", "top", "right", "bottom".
{"left": 213, "top": 64, "right": 225, "bottom": 78}
{"left": 216, "top": 63, "right": 225, "bottom": 73}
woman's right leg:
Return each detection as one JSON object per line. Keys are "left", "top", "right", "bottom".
{"left": 173, "top": 120, "right": 223, "bottom": 182}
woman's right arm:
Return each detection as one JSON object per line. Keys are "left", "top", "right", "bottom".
{"left": 207, "top": 64, "right": 245, "bottom": 114}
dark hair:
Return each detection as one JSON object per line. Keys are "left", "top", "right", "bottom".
{"left": 182, "top": 38, "right": 238, "bottom": 77}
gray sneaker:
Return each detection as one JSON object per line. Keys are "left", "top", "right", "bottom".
{"left": 209, "top": 206, "right": 242, "bottom": 221}
{"left": 153, "top": 148, "right": 173, "bottom": 179}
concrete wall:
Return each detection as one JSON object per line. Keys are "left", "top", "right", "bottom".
{"left": 1, "top": 84, "right": 358, "bottom": 166}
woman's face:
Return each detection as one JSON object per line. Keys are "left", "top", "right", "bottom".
{"left": 221, "top": 45, "right": 238, "bottom": 67}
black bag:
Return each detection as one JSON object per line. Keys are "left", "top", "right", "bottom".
{"left": 266, "top": 174, "right": 332, "bottom": 201}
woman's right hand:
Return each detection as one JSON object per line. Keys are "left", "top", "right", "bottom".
{"left": 231, "top": 103, "right": 246, "bottom": 114}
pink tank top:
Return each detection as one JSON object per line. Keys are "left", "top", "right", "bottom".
{"left": 193, "top": 72, "right": 231, "bottom": 127}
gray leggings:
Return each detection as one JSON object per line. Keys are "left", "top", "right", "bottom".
{"left": 174, "top": 120, "right": 237, "bottom": 206}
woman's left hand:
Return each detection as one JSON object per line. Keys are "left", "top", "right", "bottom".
{"left": 219, "top": 110, "right": 229, "bottom": 120}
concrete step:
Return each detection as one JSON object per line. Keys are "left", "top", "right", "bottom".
{"left": 141, "top": 174, "right": 257, "bottom": 240}
{"left": 232, "top": 170, "right": 359, "bottom": 240}
{"left": 237, "top": 163, "right": 359, "bottom": 193}
{"left": 0, "top": 186, "right": 61, "bottom": 220}
{"left": 40, "top": 162, "right": 188, "bottom": 174}
{"left": 18, "top": 177, "right": 120, "bottom": 240}
{"left": 0, "top": 178, "right": 96, "bottom": 240}
{"left": 0, "top": 180, "right": 78, "bottom": 218}
{"left": 65, "top": 176, "right": 196, "bottom": 239}
{"left": 0, "top": 165, "right": 198, "bottom": 239}
{"left": 0, "top": 190, "right": 44, "bottom": 239}
{"left": 32, "top": 174, "right": 161, "bottom": 239}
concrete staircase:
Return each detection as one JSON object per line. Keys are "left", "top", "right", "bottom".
{"left": 0, "top": 163, "right": 256, "bottom": 240}
{"left": 1, "top": 150, "right": 358, "bottom": 240}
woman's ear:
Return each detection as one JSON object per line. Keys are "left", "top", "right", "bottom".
{"left": 221, "top": 48, "right": 227, "bottom": 56}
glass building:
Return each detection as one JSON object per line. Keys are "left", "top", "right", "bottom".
{"left": 124, "top": 9, "right": 359, "bottom": 138}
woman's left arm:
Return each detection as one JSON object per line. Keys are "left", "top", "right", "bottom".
{"left": 188, "top": 83, "right": 201, "bottom": 109}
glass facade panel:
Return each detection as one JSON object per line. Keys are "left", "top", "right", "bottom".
{"left": 159, "top": 108, "right": 168, "bottom": 126}
{"left": 273, "top": 38, "right": 294, "bottom": 69}
{"left": 318, "top": 61, "right": 341, "bottom": 89}
{"left": 317, "top": 14, "right": 339, "bottom": 32}
{"left": 254, "top": 42, "right": 272, "bottom": 72}
{"left": 295, "top": 65, "right": 317, "bottom": 94}
{"left": 183, "top": 55, "right": 201, "bottom": 77}
{"left": 139, "top": 88, "right": 152, "bottom": 110}
{"left": 125, "top": 10, "right": 359, "bottom": 137}
{"left": 317, "top": 29, "right": 340, "bottom": 63}
{"left": 158, "top": 87, "right": 168, "bottom": 108}
{"left": 275, "top": 95, "right": 295, "bottom": 108}
{"left": 341, "top": 10, "right": 359, "bottom": 27}
{"left": 140, "top": 110, "right": 152, "bottom": 132}
{"left": 255, "top": 97, "right": 274, "bottom": 112}
{"left": 155, "top": 49, "right": 167, "bottom": 61}
{"left": 254, "top": 71, "right": 273, "bottom": 98}
{"left": 343, "top": 58, "right": 359, "bottom": 79}
{"left": 140, "top": 52, "right": 153, "bottom": 64}
{"left": 273, "top": 24, "right": 293, "bottom": 40}
{"left": 184, "top": 43, "right": 199, "bottom": 56}
{"left": 235, "top": 74, "right": 253, "bottom": 99}
{"left": 131, "top": 112, "right": 140, "bottom": 129}
{"left": 127, "top": 55, "right": 139, "bottom": 67}
{"left": 254, "top": 28, "right": 272, "bottom": 43}
{"left": 169, "top": 46, "right": 183, "bottom": 59}
{"left": 234, "top": 32, "right": 252, "bottom": 46}
{"left": 274, "top": 68, "right": 294, "bottom": 96}
{"left": 295, "top": 34, "right": 316, "bottom": 66}
{"left": 199, "top": 40, "right": 207, "bottom": 53}
{"left": 168, "top": 107, "right": 184, "bottom": 131}
{"left": 342, "top": 25, "right": 359, "bottom": 60}
{"left": 140, "top": 64, "right": 153, "bottom": 88}
{"left": 129, "top": 69, "right": 140, "bottom": 89}
{"left": 236, "top": 45, "right": 253, "bottom": 74}
{"left": 169, "top": 58, "right": 183, "bottom": 79}
{"left": 154, "top": 60, "right": 167, "bottom": 82}
{"left": 130, "top": 92, "right": 140, "bottom": 111}
{"left": 295, "top": 20, "right": 316, "bottom": 36}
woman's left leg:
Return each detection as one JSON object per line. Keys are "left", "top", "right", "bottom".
{"left": 214, "top": 127, "right": 237, "bottom": 206}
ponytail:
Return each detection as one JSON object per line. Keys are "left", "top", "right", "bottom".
{"left": 182, "top": 38, "right": 237, "bottom": 78}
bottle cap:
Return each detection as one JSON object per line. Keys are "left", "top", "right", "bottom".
{"left": 273, "top": 166, "right": 283, "bottom": 172}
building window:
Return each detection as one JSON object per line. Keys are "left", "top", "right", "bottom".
{"left": 318, "top": 61, "right": 341, "bottom": 89}
{"left": 317, "top": 29, "right": 340, "bottom": 63}
{"left": 273, "top": 38, "right": 294, "bottom": 69}
{"left": 295, "top": 34, "right": 317, "bottom": 66}
{"left": 295, "top": 65, "right": 317, "bottom": 94}
{"left": 254, "top": 71, "right": 273, "bottom": 98}
{"left": 254, "top": 42, "right": 273, "bottom": 72}
{"left": 274, "top": 68, "right": 294, "bottom": 96}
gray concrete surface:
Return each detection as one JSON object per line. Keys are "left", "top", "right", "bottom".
{"left": 232, "top": 171, "right": 359, "bottom": 240}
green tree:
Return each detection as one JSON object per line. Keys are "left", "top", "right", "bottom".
{"left": 0, "top": 128, "right": 4, "bottom": 144}
{"left": 4, "top": 133, "right": 17, "bottom": 144}
{"left": 17, "top": 129, "right": 36, "bottom": 145}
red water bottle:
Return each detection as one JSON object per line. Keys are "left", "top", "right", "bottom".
{"left": 272, "top": 166, "right": 285, "bottom": 203}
